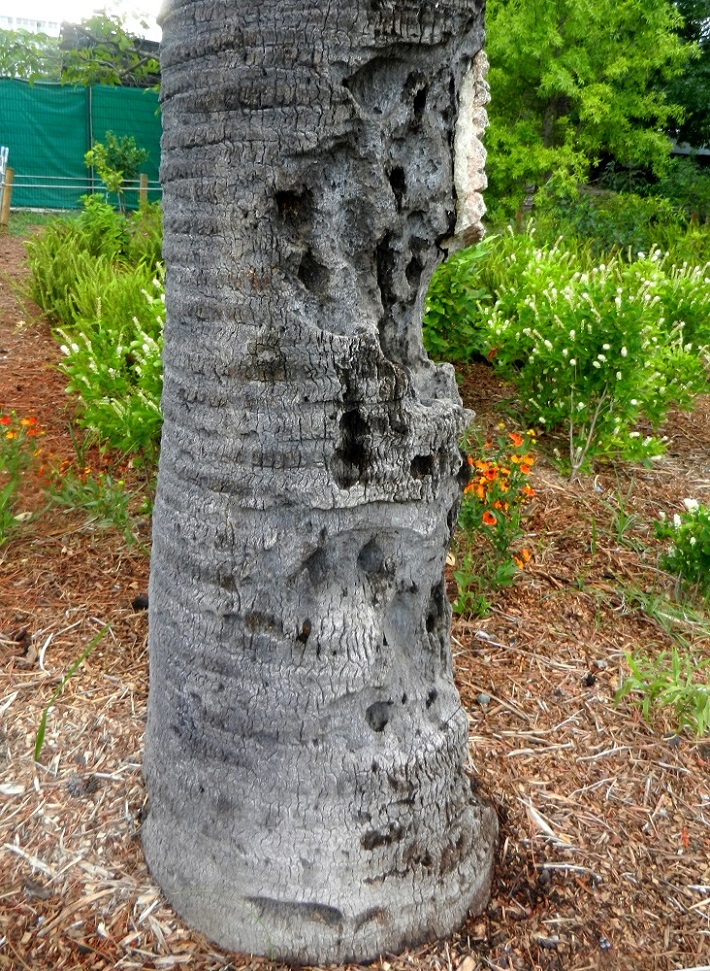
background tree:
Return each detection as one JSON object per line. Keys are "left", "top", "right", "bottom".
{"left": 665, "top": 0, "right": 710, "bottom": 146}
{"left": 0, "top": 14, "right": 159, "bottom": 87}
{"left": 485, "top": 0, "right": 694, "bottom": 216}
{"left": 0, "top": 28, "right": 61, "bottom": 81}
{"left": 59, "top": 14, "right": 159, "bottom": 88}
{"left": 142, "top": 0, "right": 496, "bottom": 964}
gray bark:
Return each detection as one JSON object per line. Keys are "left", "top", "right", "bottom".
{"left": 143, "top": 0, "right": 496, "bottom": 963}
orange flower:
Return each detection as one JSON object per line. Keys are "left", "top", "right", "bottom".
{"left": 467, "top": 455, "right": 474, "bottom": 466}
{"left": 508, "top": 432, "right": 523, "bottom": 447}
{"left": 519, "top": 464, "right": 532, "bottom": 475}
{"left": 0, "top": 416, "right": 10, "bottom": 425}
{"left": 5, "top": 430, "right": 17, "bottom": 440}
{"left": 492, "top": 500, "right": 509, "bottom": 512}
{"left": 521, "top": 484, "right": 536, "bottom": 498}
{"left": 482, "top": 511, "right": 497, "bottom": 526}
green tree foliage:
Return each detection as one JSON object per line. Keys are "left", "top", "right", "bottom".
{"left": 666, "top": 0, "right": 710, "bottom": 146}
{"left": 0, "top": 28, "right": 61, "bottom": 81}
{"left": 0, "top": 14, "right": 158, "bottom": 88}
{"left": 485, "top": 0, "right": 694, "bottom": 217}
{"left": 59, "top": 14, "right": 159, "bottom": 88}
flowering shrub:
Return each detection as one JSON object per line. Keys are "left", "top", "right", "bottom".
{"left": 479, "top": 242, "right": 707, "bottom": 476}
{"left": 55, "top": 268, "right": 164, "bottom": 457}
{"left": 0, "top": 412, "right": 42, "bottom": 545}
{"left": 655, "top": 499, "right": 710, "bottom": 597}
{"left": 453, "top": 427, "right": 536, "bottom": 616}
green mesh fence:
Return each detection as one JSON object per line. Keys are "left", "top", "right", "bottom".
{"left": 0, "top": 78, "right": 161, "bottom": 210}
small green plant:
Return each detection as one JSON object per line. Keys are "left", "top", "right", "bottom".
{"left": 49, "top": 466, "right": 133, "bottom": 541}
{"left": 616, "top": 648, "right": 710, "bottom": 736}
{"left": 655, "top": 500, "right": 710, "bottom": 597}
{"left": 423, "top": 236, "right": 497, "bottom": 362}
{"left": 85, "top": 132, "right": 148, "bottom": 213}
{"left": 0, "top": 412, "right": 41, "bottom": 545}
{"left": 600, "top": 479, "right": 641, "bottom": 551}
{"left": 453, "top": 426, "right": 536, "bottom": 617}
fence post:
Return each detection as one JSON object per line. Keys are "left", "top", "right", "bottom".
{"left": 139, "top": 172, "right": 148, "bottom": 206}
{"left": 0, "top": 167, "right": 14, "bottom": 234}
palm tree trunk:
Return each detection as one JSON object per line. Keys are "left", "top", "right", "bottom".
{"left": 143, "top": 0, "right": 496, "bottom": 962}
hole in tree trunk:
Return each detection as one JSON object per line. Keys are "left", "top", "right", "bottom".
{"left": 410, "top": 454, "right": 434, "bottom": 479}
{"left": 274, "top": 187, "right": 313, "bottom": 229}
{"left": 387, "top": 166, "right": 406, "bottom": 209}
{"left": 365, "top": 700, "right": 392, "bottom": 732}
{"left": 298, "top": 249, "right": 330, "bottom": 294}
{"left": 357, "top": 538, "right": 386, "bottom": 575}
{"left": 333, "top": 408, "right": 370, "bottom": 488}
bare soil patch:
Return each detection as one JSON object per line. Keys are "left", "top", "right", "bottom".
{"left": 1, "top": 235, "right": 709, "bottom": 971}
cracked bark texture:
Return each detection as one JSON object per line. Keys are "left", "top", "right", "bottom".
{"left": 143, "top": 0, "right": 497, "bottom": 963}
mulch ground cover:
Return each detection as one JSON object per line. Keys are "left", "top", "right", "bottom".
{"left": 1, "top": 228, "right": 709, "bottom": 971}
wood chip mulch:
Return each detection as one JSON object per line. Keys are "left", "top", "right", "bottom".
{"left": 2, "top": 233, "right": 709, "bottom": 971}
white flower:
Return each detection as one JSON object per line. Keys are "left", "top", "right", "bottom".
{"left": 544, "top": 339, "right": 553, "bottom": 350}
{"left": 616, "top": 371, "right": 622, "bottom": 380}
{"left": 658, "top": 510, "right": 666, "bottom": 521}
{"left": 576, "top": 401, "right": 585, "bottom": 411}
{"left": 602, "top": 343, "right": 610, "bottom": 350}
{"left": 629, "top": 432, "right": 640, "bottom": 438}
{"left": 682, "top": 498, "right": 699, "bottom": 513}
{"left": 597, "top": 354, "right": 607, "bottom": 362}
{"left": 569, "top": 329, "right": 576, "bottom": 339}
{"left": 630, "top": 399, "right": 638, "bottom": 406}
{"left": 592, "top": 360, "right": 601, "bottom": 368}
{"left": 569, "top": 358, "right": 576, "bottom": 366}
{"left": 562, "top": 348, "right": 569, "bottom": 357}
{"left": 673, "top": 514, "right": 682, "bottom": 529}
{"left": 621, "top": 347, "right": 628, "bottom": 357}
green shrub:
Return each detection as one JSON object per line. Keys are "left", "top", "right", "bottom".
{"left": 26, "top": 198, "right": 165, "bottom": 457}
{"left": 532, "top": 183, "right": 710, "bottom": 265}
{"left": 644, "top": 157, "right": 710, "bottom": 224}
{"left": 55, "top": 268, "right": 164, "bottom": 456}
{"left": 655, "top": 500, "right": 710, "bottom": 597}
{"left": 423, "top": 237, "right": 496, "bottom": 362}
{"left": 125, "top": 202, "right": 162, "bottom": 267}
{"left": 481, "top": 242, "right": 707, "bottom": 474}
{"left": 534, "top": 186, "right": 685, "bottom": 257}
